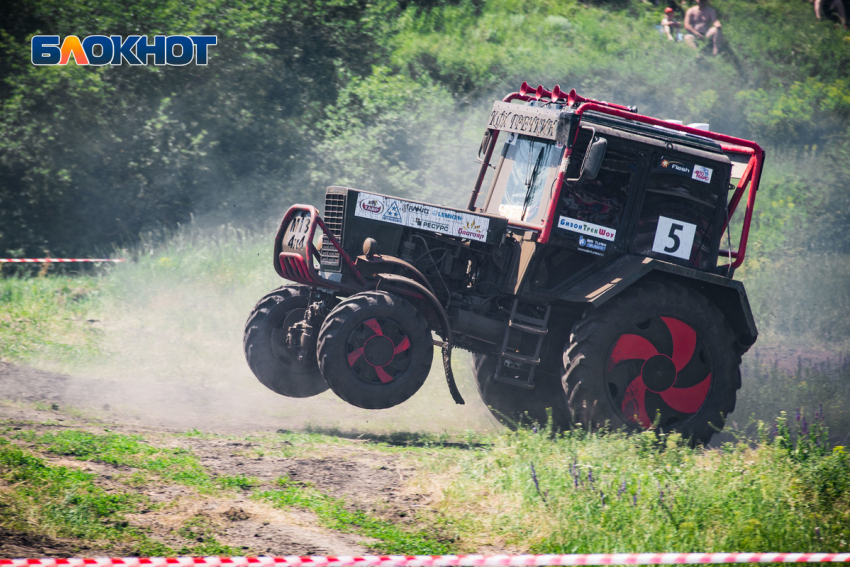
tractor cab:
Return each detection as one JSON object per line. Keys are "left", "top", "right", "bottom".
{"left": 473, "top": 83, "right": 762, "bottom": 295}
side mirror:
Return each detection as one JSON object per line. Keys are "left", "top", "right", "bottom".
{"left": 478, "top": 129, "right": 493, "bottom": 159}
{"left": 580, "top": 137, "right": 607, "bottom": 180}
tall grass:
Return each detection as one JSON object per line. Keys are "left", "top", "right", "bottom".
{"left": 732, "top": 351, "right": 850, "bottom": 447}
{"left": 413, "top": 427, "right": 850, "bottom": 553}
{"left": 0, "top": 274, "right": 103, "bottom": 363}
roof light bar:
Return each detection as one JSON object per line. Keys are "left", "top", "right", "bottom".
{"left": 518, "top": 81, "right": 637, "bottom": 113}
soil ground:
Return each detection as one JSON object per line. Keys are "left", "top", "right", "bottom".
{"left": 0, "top": 362, "right": 442, "bottom": 559}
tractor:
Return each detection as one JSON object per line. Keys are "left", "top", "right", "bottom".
{"left": 243, "top": 82, "right": 765, "bottom": 444}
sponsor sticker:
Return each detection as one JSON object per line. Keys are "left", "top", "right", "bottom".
{"left": 383, "top": 201, "right": 403, "bottom": 223}
{"left": 659, "top": 157, "right": 713, "bottom": 184}
{"left": 457, "top": 218, "right": 487, "bottom": 241}
{"left": 557, "top": 216, "right": 617, "bottom": 241}
{"left": 652, "top": 216, "right": 697, "bottom": 260}
{"left": 577, "top": 235, "right": 607, "bottom": 256}
{"left": 691, "top": 164, "right": 713, "bottom": 183}
{"left": 359, "top": 197, "right": 383, "bottom": 214}
{"left": 659, "top": 157, "right": 692, "bottom": 176}
{"left": 412, "top": 218, "right": 450, "bottom": 232}
{"left": 354, "top": 192, "right": 491, "bottom": 242}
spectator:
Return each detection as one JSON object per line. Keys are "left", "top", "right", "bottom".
{"left": 813, "top": 0, "right": 848, "bottom": 29}
{"left": 662, "top": 7, "right": 682, "bottom": 40}
{"left": 683, "top": 0, "right": 723, "bottom": 55}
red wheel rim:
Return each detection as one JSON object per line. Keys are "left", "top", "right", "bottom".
{"left": 346, "top": 317, "right": 412, "bottom": 385}
{"left": 606, "top": 316, "right": 713, "bottom": 430}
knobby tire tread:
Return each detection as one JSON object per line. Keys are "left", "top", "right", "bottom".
{"left": 562, "top": 280, "right": 741, "bottom": 445}
{"left": 317, "top": 291, "right": 432, "bottom": 410}
{"left": 244, "top": 285, "right": 328, "bottom": 398}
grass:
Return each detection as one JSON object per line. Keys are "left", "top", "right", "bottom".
{"left": 2, "top": 426, "right": 463, "bottom": 555}
{"left": 733, "top": 352, "right": 850, "bottom": 447}
{"left": 408, "top": 426, "right": 850, "bottom": 553}
{"left": 0, "top": 203, "right": 847, "bottom": 555}
{"left": 0, "top": 435, "right": 245, "bottom": 555}
{"left": 0, "top": 274, "right": 103, "bottom": 363}
{"left": 15, "top": 429, "right": 259, "bottom": 494}
{"left": 1, "top": 413, "right": 849, "bottom": 555}
{"left": 172, "top": 516, "right": 243, "bottom": 556}
{"left": 0, "top": 437, "right": 142, "bottom": 542}
{"left": 256, "top": 475, "right": 456, "bottom": 555}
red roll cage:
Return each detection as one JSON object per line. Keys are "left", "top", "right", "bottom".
{"left": 468, "top": 82, "right": 765, "bottom": 271}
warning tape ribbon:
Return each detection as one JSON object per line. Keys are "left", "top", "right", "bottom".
{"left": 0, "top": 259, "right": 125, "bottom": 263}
{"left": 2, "top": 555, "right": 849, "bottom": 566}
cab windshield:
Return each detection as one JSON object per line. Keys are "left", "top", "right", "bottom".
{"left": 485, "top": 134, "right": 562, "bottom": 225}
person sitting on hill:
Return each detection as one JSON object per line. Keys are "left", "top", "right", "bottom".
{"left": 683, "top": 0, "right": 723, "bottom": 55}
{"left": 813, "top": 0, "right": 848, "bottom": 29}
{"left": 662, "top": 7, "right": 682, "bottom": 40}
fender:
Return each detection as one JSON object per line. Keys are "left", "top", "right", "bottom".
{"left": 375, "top": 273, "right": 464, "bottom": 405}
{"left": 557, "top": 255, "right": 758, "bottom": 351}
{"left": 355, "top": 254, "right": 437, "bottom": 296}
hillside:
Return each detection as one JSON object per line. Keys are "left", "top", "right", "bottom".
{"left": 2, "top": 0, "right": 850, "bottom": 345}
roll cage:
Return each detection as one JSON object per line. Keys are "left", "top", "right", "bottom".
{"left": 468, "top": 82, "right": 765, "bottom": 271}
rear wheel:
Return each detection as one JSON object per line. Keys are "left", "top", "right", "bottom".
{"left": 317, "top": 291, "right": 433, "bottom": 409}
{"left": 244, "top": 286, "right": 329, "bottom": 398}
{"left": 472, "top": 348, "right": 570, "bottom": 430}
{"left": 562, "top": 280, "right": 740, "bottom": 445}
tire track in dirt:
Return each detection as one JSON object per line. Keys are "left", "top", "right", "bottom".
{"left": 0, "top": 363, "right": 437, "bottom": 558}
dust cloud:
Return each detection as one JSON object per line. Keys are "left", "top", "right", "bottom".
{"left": 42, "top": 262, "right": 500, "bottom": 435}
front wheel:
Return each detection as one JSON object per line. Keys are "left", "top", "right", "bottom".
{"left": 562, "top": 280, "right": 741, "bottom": 445}
{"left": 317, "top": 291, "right": 433, "bottom": 409}
{"left": 244, "top": 285, "right": 329, "bottom": 398}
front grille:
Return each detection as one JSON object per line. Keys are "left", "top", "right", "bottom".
{"left": 321, "top": 192, "right": 345, "bottom": 267}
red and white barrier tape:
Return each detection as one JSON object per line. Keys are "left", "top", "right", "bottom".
{"left": 2, "top": 555, "right": 849, "bottom": 566}
{"left": 0, "top": 258, "right": 125, "bottom": 263}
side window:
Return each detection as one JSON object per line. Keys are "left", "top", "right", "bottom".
{"left": 553, "top": 138, "right": 640, "bottom": 256}
{"left": 630, "top": 154, "right": 726, "bottom": 269}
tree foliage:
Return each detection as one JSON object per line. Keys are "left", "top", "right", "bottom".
{"left": 1, "top": 0, "right": 849, "bottom": 264}
{"left": 0, "top": 0, "right": 392, "bottom": 256}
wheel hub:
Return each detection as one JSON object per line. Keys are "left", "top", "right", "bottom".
{"left": 363, "top": 335, "right": 395, "bottom": 367}
{"left": 346, "top": 317, "right": 412, "bottom": 385}
{"left": 641, "top": 355, "right": 677, "bottom": 393}
{"left": 606, "top": 315, "right": 714, "bottom": 429}
{"left": 271, "top": 308, "right": 307, "bottom": 363}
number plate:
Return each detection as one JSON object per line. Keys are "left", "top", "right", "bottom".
{"left": 281, "top": 211, "right": 311, "bottom": 254}
{"left": 652, "top": 216, "right": 697, "bottom": 260}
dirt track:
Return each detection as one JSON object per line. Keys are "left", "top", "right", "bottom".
{"left": 0, "top": 362, "right": 443, "bottom": 559}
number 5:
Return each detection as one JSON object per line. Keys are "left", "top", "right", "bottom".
{"left": 652, "top": 216, "right": 697, "bottom": 260}
{"left": 664, "top": 223, "right": 684, "bottom": 253}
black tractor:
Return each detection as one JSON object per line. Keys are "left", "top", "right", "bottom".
{"left": 244, "top": 82, "right": 765, "bottom": 444}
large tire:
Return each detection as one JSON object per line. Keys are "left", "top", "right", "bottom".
{"left": 244, "top": 286, "right": 329, "bottom": 398}
{"left": 317, "top": 291, "right": 432, "bottom": 409}
{"left": 472, "top": 351, "right": 570, "bottom": 430}
{"left": 562, "top": 280, "right": 741, "bottom": 445}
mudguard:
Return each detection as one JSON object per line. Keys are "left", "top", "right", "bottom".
{"left": 557, "top": 255, "right": 758, "bottom": 351}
